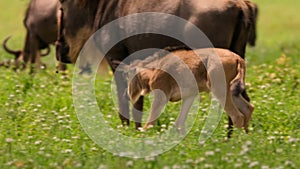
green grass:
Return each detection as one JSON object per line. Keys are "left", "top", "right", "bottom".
{"left": 0, "top": 0, "right": 300, "bottom": 168}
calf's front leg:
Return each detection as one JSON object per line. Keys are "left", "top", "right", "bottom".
{"left": 175, "top": 96, "right": 196, "bottom": 135}
{"left": 144, "top": 89, "right": 167, "bottom": 129}
{"left": 132, "top": 96, "right": 144, "bottom": 129}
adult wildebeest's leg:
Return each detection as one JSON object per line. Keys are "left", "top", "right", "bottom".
{"left": 175, "top": 96, "right": 196, "bottom": 135}
{"left": 227, "top": 117, "right": 234, "bottom": 138}
{"left": 227, "top": 6, "right": 257, "bottom": 134}
{"left": 30, "top": 37, "right": 41, "bottom": 74}
{"left": 144, "top": 89, "right": 167, "bottom": 129}
{"left": 108, "top": 46, "right": 144, "bottom": 129}
{"left": 23, "top": 32, "right": 40, "bottom": 73}
{"left": 108, "top": 47, "right": 141, "bottom": 128}
{"left": 114, "top": 71, "right": 130, "bottom": 126}
{"left": 22, "top": 32, "right": 31, "bottom": 66}
{"left": 56, "top": 62, "right": 67, "bottom": 72}
{"left": 132, "top": 96, "right": 143, "bottom": 129}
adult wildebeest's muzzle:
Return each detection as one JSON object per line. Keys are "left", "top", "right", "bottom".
{"left": 56, "top": 7, "right": 71, "bottom": 64}
{"left": 55, "top": 39, "right": 71, "bottom": 63}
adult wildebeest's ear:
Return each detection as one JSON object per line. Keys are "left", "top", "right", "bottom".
{"left": 112, "top": 60, "right": 139, "bottom": 71}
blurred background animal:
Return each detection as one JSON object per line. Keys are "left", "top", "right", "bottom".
{"left": 1, "top": 0, "right": 66, "bottom": 72}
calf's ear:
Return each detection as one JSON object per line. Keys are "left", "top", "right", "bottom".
{"left": 113, "top": 61, "right": 130, "bottom": 72}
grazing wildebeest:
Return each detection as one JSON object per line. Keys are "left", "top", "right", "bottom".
{"left": 118, "top": 47, "right": 254, "bottom": 135}
{"left": 56, "top": 0, "right": 258, "bottom": 135}
{"left": 1, "top": 0, "right": 67, "bottom": 72}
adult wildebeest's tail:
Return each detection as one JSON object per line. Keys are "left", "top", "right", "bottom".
{"left": 230, "top": 0, "right": 258, "bottom": 58}
{"left": 230, "top": 59, "right": 254, "bottom": 131}
{"left": 245, "top": 1, "right": 258, "bottom": 47}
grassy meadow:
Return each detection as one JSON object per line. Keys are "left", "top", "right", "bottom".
{"left": 0, "top": 0, "right": 300, "bottom": 168}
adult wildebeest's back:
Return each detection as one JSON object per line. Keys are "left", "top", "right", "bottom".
{"left": 118, "top": 0, "right": 257, "bottom": 57}
{"left": 57, "top": 0, "right": 258, "bottom": 63}
{"left": 24, "top": 0, "right": 58, "bottom": 46}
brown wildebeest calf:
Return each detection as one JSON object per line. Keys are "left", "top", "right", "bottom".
{"left": 118, "top": 48, "right": 254, "bottom": 136}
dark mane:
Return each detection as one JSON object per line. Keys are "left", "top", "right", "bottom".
{"left": 130, "top": 45, "right": 191, "bottom": 68}
{"left": 163, "top": 45, "right": 191, "bottom": 52}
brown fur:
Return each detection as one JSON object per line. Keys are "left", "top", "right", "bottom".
{"left": 124, "top": 48, "right": 254, "bottom": 133}
{"left": 58, "top": 0, "right": 258, "bottom": 129}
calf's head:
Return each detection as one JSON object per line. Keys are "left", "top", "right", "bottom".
{"left": 116, "top": 61, "right": 152, "bottom": 104}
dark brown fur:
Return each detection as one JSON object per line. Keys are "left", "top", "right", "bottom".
{"left": 57, "top": 0, "right": 258, "bottom": 129}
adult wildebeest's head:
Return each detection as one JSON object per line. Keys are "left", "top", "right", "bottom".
{"left": 56, "top": 0, "right": 99, "bottom": 64}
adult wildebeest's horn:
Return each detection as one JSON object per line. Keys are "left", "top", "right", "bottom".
{"left": 41, "top": 46, "right": 51, "bottom": 56}
{"left": 2, "top": 36, "right": 22, "bottom": 58}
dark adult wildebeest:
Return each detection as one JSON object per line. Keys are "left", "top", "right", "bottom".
{"left": 118, "top": 47, "right": 254, "bottom": 134}
{"left": 56, "top": 0, "right": 258, "bottom": 136}
{"left": 2, "top": 0, "right": 66, "bottom": 72}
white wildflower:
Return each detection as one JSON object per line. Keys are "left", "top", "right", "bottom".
{"left": 126, "top": 161, "right": 133, "bottom": 167}
{"left": 34, "top": 140, "right": 42, "bottom": 145}
{"left": 261, "top": 165, "right": 270, "bottom": 169}
{"left": 205, "top": 151, "right": 215, "bottom": 156}
{"left": 6, "top": 138, "right": 14, "bottom": 143}
{"left": 64, "top": 149, "right": 72, "bottom": 153}
{"left": 249, "top": 161, "right": 259, "bottom": 168}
